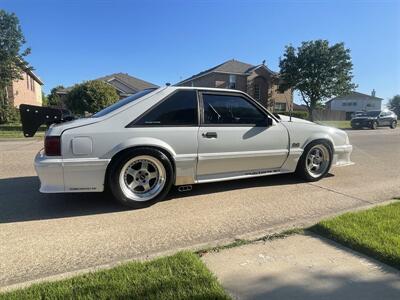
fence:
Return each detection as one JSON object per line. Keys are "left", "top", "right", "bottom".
{"left": 312, "top": 109, "right": 346, "bottom": 121}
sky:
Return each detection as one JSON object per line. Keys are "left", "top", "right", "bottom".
{"left": 1, "top": 0, "right": 399, "bottom": 105}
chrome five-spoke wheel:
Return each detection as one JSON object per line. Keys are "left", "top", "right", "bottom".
{"left": 305, "top": 144, "right": 331, "bottom": 178}
{"left": 119, "top": 155, "right": 166, "bottom": 202}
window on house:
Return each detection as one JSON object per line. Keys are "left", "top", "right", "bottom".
{"left": 202, "top": 93, "right": 266, "bottom": 125}
{"left": 133, "top": 90, "right": 198, "bottom": 126}
{"left": 274, "top": 103, "right": 286, "bottom": 111}
{"left": 26, "top": 74, "right": 30, "bottom": 90}
{"left": 228, "top": 74, "right": 236, "bottom": 89}
{"left": 32, "top": 78, "right": 35, "bottom": 92}
{"left": 254, "top": 84, "right": 260, "bottom": 100}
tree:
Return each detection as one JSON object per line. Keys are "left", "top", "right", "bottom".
{"left": 0, "top": 10, "right": 31, "bottom": 123}
{"left": 41, "top": 91, "right": 48, "bottom": 106}
{"left": 388, "top": 95, "right": 400, "bottom": 117}
{"left": 47, "top": 85, "right": 65, "bottom": 107}
{"left": 278, "top": 40, "right": 356, "bottom": 121}
{"left": 65, "top": 80, "right": 119, "bottom": 115}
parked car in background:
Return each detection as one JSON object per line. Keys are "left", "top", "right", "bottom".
{"left": 21, "top": 87, "right": 353, "bottom": 208}
{"left": 351, "top": 111, "right": 365, "bottom": 118}
{"left": 350, "top": 110, "right": 397, "bottom": 129}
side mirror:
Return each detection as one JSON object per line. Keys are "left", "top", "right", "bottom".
{"left": 273, "top": 113, "right": 281, "bottom": 119}
{"left": 255, "top": 118, "right": 273, "bottom": 127}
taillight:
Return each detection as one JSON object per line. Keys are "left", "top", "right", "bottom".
{"left": 44, "top": 136, "right": 61, "bottom": 156}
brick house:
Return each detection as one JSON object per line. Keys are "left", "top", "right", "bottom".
{"left": 176, "top": 59, "right": 293, "bottom": 112}
{"left": 56, "top": 73, "right": 158, "bottom": 102}
{"left": 6, "top": 69, "right": 43, "bottom": 107}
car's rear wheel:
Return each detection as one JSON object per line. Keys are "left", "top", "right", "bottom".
{"left": 371, "top": 121, "right": 378, "bottom": 129}
{"left": 390, "top": 120, "right": 397, "bottom": 129}
{"left": 296, "top": 141, "right": 333, "bottom": 181}
{"left": 108, "top": 148, "right": 173, "bottom": 208}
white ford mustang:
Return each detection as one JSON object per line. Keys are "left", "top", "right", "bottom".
{"left": 21, "top": 86, "right": 353, "bottom": 208}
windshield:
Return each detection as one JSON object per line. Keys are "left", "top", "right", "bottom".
{"left": 359, "top": 111, "right": 380, "bottom": 117}
{"left": 92, "top": 88, "right": 157, "bottom": 118}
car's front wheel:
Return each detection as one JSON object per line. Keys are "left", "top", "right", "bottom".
{"left": 296, "top": 141, "right": 333, "bottom": 181}
{"left": 108, "top": 148, "right": 173, "bottom": 208}
{"left": 371, "top": 121, "right": 378, "bottom": 129}
{"left": 390, "top": 120, "right": 397, "bottom": 129}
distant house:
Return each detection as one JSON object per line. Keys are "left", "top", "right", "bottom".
{"left": 176, "top": 59, "right": 293, "bottom": 112}
{"left": 326, "top": 90, "right": 383, "bottom": 119}
{"left": 6, "top": 69, "right": 43, "bottom": 107}
{"left": 56, "top": 72, "right": 158, "bottom": 101}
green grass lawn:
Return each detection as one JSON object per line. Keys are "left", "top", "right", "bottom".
{"left": 0, "top": 123, "right": 45, "bottom": 139}
{"left": 316, "top": 120, "right": 351, "bottom": 129}
{"left": 311, "top": 201, "right": 400, "bottom": 270}
{"left": 0, "top": 251, "right": 230, "bottom": 300}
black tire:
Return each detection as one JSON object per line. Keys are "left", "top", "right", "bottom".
{"left": 296, "top": 140, "right": 333, "bottom": 182}
{"left": 390, "top": 120, "right": 397, "bottom": 129}
{"left": 371, "top": 121, "right": 378, "bottom": 130}
{"left": 107, "top": 147, "right": 173, "bottom": 208}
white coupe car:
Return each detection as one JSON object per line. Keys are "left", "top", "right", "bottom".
{"left": 21, "top": 87, "right": 353, "bottom": 208}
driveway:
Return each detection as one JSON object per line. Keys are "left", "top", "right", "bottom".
{"left": 0, "top": 128, "right": 399, "bottom": 288}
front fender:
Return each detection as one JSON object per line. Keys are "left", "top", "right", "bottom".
{"left": 303, "top": 133, "right": 335, "bottom": 150}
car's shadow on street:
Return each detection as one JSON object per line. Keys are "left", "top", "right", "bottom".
{"left": 0, "top": 173, "right": 334, "bottom": 224}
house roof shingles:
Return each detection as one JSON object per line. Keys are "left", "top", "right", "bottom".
{"left": 97, "top": 73, "right": 158, "bottom": 92}
{"left": 177, "top": 59, "right": 277, "bottom": 85}
{"left": 327, "top": 91, "right": 383, "bottom": 103}
{"left": 57, "top": 73, "right": 158, "bottom": 95}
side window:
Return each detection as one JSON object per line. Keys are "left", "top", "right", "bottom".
{"left": 134, "top": 90, "right": 198, "bottom": 126}
{"left": 202, "top": 94, "right": 267, "bottom": 125}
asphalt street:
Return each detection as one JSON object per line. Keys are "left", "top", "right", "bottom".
{"left": 0, "top": 127, "right": 399, "bottom": 288}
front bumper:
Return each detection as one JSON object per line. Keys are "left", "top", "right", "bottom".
{"left": 351, "top": 119, "right": 373, "bottom": 127}
{"left": 35, "top": 150, "right": 110, "bottom": 193}
{"left": 332, "top": 144, "right": 354, "bottom": 167}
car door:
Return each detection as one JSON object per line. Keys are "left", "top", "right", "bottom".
{"left": 381, "top": 111, "right": 392, "bottom": 126}
{"left": 196, "top": 91, "right": 289, "bottom": 182}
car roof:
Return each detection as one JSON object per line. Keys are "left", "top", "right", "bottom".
{"left": 168, "top": 86, "right": 248, "bottom": 94}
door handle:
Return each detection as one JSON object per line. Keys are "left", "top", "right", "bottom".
{"left": 202, "top": 132, "right": 218, "bottom": 139}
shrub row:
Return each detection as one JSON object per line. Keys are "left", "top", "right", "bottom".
{"left": 278, "top": 110, "right": 309, "bottom": 120}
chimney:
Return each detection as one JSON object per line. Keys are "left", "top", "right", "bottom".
{"left": 371, "top": 89, "right": 376, "bottom": 97}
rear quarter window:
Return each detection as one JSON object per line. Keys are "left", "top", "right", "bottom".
{"left": 131, "top": 90, "right": 198, "bottom": 126}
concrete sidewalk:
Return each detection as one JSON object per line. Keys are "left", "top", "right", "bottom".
{"left": 202, "top": 234, "right": 400, "bottom": 300}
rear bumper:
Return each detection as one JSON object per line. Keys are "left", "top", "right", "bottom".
{"left": 332, "top": 144, "right": 354, "bottom": 167}
{"left": 34, "top": 150, "right": 110, "bottom": 193}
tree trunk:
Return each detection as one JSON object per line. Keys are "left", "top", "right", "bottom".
{"left": 307, "top": 106, "right": 314, "bottom": 122}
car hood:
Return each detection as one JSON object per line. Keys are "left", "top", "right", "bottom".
{"left": 277, "top": 114, "right": 314, "bottom": 124}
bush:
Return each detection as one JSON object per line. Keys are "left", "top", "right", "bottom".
{"left": 0, "top": 103, "right": 20, "bottom": 124}
{"left": 278, "top": 110, "right": 309, "bottom": 120}
{"left": 65, "top": 80, "right": 119, "bottom": 115}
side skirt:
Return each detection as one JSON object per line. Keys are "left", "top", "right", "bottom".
{"left": 195, "top": 168, "right": 293, "bottom": 184}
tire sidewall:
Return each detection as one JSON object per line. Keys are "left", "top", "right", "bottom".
{"left": 108, "top": 148, "right": 173, "bottom": 208}
{"left": 297, "top": 140, "right": 333, "bottom": 182}
{"left": 391, "top": 120, "right": 397, "bottom": 129}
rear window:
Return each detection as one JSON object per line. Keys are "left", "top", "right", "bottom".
{"left": 92, "top": 88, "right": 157, "bottom": 118}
